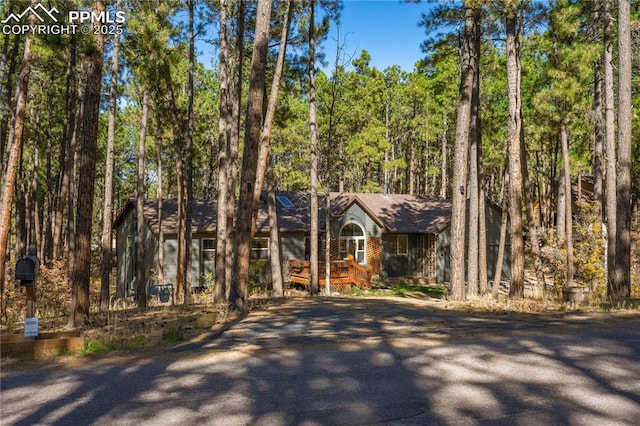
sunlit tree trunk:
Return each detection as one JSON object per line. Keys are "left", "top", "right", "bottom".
{"left": 439, "top": 125, "right": 448, "bottom": 199}
{"left": 156, "top": 129, "right": 164, "bottom": 285}
{"left": 230, "top": 0, "right": 272, "bottom": 311}
{"left": 613, "top": 0, "right": 632, "bottom": 301}
{"left": 215, "top": 0, "right": 231, "bottom": 303}
{"left": 136, "top": 91, "right": 149, "bottom": 308}
{"left": 183, "top": 0, "right": 196, "bottom": 304}
{"left": 450, "top": 4, "right": 477, "bottom": 301}
{"left": 593, "top": 58, "right": 604, "bottom": 220}
{"left": 267, "top": 153, "right": 283, "bottom": 297}
{"left": 309, "top": 0, "right": 320, "bottom": 295}
{"left": 493, "top": 166, "right": 509, "bottom": 297}
{"left": 225, "top": 0, "right": 245, "bottom": 300}
{"left": 467, "top": 3, "right": 481, "bottom": 298}
{"left": 560, "top": 123, "right": 574, "bottom": 288}
{"left": 505, "top": 1, "right": 525, "bottom": 298}
{"left": 603, "top": 0, "right": 617, "bottom": 297}
{"left": 100, "top": 0, "right": 121, "bottom": 311}
{"left": 0, "top": 12, "right": 34, "bottom": 309}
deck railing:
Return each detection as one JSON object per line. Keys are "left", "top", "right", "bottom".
{"left": 287, "top": 256, "right": 372, "bottom": 292}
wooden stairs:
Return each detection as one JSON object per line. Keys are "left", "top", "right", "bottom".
{"left": 287, "top": 256, "right": 372, "bottom": 293}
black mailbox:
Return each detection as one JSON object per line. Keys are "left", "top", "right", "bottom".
{"left": 15, "top": 257, "right": 36, "bottom": 283}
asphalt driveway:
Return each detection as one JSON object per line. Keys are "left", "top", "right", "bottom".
{"left": 2, "top": 297, "right": 640, "bottom": 425}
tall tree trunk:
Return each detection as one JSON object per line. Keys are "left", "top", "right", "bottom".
{"left": 521, "top": 122, "right": 546, "bottom": 291}
{"left": 309, "top": 0, "right": 320, "bottom": 295}
{"left": 0, "top": 21, "right": 22, "bottom": 178}
{"left": 556, "top": 171, "right": 566, "bottom": 244}
{"left": 325, "top": 190, "right": 331, "bottom": 294}
{"left": 516, "top": 2, "right": 545, "bottom": 293}
{"left": 161, "top": 60, "right": 185, "bottom": 301}
{"left": 67, "top": 0, "right": 105, "bottom": 328}
{"left": 409, "top": 131, "right": 416, "bottom": 195}
{"left": 505, "top": 1, "right": 525, "bottom": 298}
{"left": 100, "top": 0, "right": 121, "bottom": 311}
{"left": 225, "top": 0, "right": 245, "bottom": 300}
{"left": 603, "top": 0, "right": 617, "bottom": 297}
{"left": 215, "top": 0, "right": 231, "bottom": 303}
{"left": 175, "top": 156, "right": 185, "bottom": 300}
{"left": 255, "top": 0, "right": 291, "bottom": 202}
{"left": 156, "top": 131, "right": 164, "bottom": 285}
{"left": 593, "top": 58, "right": 604, "bottom": 220}
{"left": 478, "top": 164, "right": 489, "bottom": 294}
{"left": 66, "top": 82, "right": 83, "bottom": 273}
{"left": 183, "top": 0, "right": 196, "bottom": 304}
{"left": 136, "top": 91, "right": 149, "bottom": 309}
{"left": 439, "top": 124, "right": 448, "bottom": 198}
{"left": 613, "top": 0, "right": 632, "bottom": 301}
{"left": 449, "top": 4, "right": 477, "bottom": 301}
{"left": 53, "top": 44, "right": 77, "bottom": 260}
{"left": 252, "top": 0, "right": 292, "bottom": 298}
{"left": 0, "top": 11, "right": 33, "bottom": 303}
{"left": 493, "top": 166, "right": 509, "bottom": 297}
{"left": 230, "top": 0, "right": 272, "bottom": 311}
{"left": 266, "top": 152, "right": 283, "bottom": 297}
{"left": 560, "top": 123, "right": 574, "bottom": 288}
{"left": 467, "top": 3, "right": 481, "bottom": 298}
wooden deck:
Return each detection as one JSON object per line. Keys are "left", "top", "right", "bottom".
{"left": 287, "top": 256, "right": 372, "bottom": 292}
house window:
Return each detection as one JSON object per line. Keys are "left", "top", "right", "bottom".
{"left": 339, "top": 223, "right": 366, "bottom": 265}
{"left": 202, "top": 239, "right": 216, "bottom": 261}
{"left": 388, "top": 235, "right": 408, "bottom": 255}
{"left": 251, "top": 237, "right": 269, "bottom": 260}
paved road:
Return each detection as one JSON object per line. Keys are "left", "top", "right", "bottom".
{"left": 2, "top": 297, "right": 640, "bottom": 425}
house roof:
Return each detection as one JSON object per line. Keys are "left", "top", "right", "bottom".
{"left": 331, "top": 193, "right": 452, "bottom": 234}
{"left": 114, "top": 191, "right": 455, "bottom": 236}
{"left": 113, "top": 194, "right": 327, "bottom": 235}
{"left": 113, "top": 199, "right": 220, "bottom": 235}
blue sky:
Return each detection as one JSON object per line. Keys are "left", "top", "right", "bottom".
{"left": 321, "top": 0, "right": 433, "bottom": 72}
{"left": 195, "top": 1, "right": 434, "bottom": 73}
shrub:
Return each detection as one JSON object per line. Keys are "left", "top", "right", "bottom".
{"left": 573, "top": 201, "right": 606, "bottom": 298}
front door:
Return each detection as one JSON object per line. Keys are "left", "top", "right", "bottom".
{"left": 339, "top": 223, "right": 366, "bottom": 265}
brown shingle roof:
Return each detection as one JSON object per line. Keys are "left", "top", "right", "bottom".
{"left": 114, "top": 192, "right": 453, "bottom": 235}
{"left": 331, "top": 193, "right": 452, "bottom": 233}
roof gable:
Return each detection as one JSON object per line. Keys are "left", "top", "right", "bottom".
{"left": 331, "top": 193, "right": 452, "bottom": 234}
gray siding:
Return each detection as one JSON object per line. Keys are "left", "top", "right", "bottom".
{"left": 382, "top": 234, "right": 418, "bottom": 277}
{"left": 115, "top": 213, "right": 134, "bottom": 298}
{"left": 161, "top": 237, "right": 201, "bottom": 287}
{"left": 115, "top": 212, "right": 157, "bottom": 298}
{"left": 279, "top": 232, "right": 306, "bottom": 260}
{"left": 332, "top": 203, "right": 382, "bottom": 238}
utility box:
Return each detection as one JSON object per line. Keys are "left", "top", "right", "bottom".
{"left": 15, "top": 257, "right": 37, "bottom": 283}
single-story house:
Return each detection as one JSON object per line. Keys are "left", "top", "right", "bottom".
{"left": 113, "top": 192, "right": 510, "bottom": 297}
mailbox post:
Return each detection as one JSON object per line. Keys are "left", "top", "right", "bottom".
{"left": 15, "top": 245, "right": 39, "bottom": 338}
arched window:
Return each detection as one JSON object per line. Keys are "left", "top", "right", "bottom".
{"left": 339, "top": 223, "right": 366, "bottom": 265}
{"left": 341, "top": 223, "right": 364, "bottom": 237}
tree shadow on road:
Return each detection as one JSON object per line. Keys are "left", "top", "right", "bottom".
{"left": 2, "top": 296, "right": 640, "bottom": 424}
